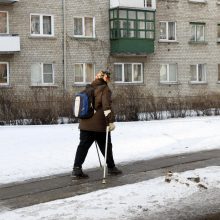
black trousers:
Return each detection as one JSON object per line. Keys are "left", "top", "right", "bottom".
{"left": 74, "top": 130, "right": 115, "bottom": 169}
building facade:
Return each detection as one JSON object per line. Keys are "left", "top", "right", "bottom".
{"left": 0, "top": 0, "right": 220, "bottom": 99}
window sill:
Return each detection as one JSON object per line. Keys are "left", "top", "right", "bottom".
{"left": 113, "top": 82, "right": 145, "bottom": 86}
{"left": 216, "top": 81, "right": 220, "bottom": 84}
{"left": 159, "top": 82, "right": 180, "bottom": 85}
{"left": 188, "top": 0, "right": 207, "bottom": 4}
{"left": 30, "top": 84, "right": 58, "bottom": 87}
{"left": 158, "top": 40, "right": 179, "bottom": 44}
{"left": 188, "top": 41, "right": 208, "bottom": 45}
{"left": 70, "top": 36, "right": 98, "bottom": 41}
{"left": 217, "top": 1, "right": 220, "bottom": 5}
{"left": 0, "top": 85, "right": 12, "bottom": 89}
{"left": 29, "top": 36, "right": 57, "bottom": 40}
{"left": 189, "top": 81, "right": 207, "bottom": 85}
{"left": 73, "top": 83, "right": 89, "bottom": 87}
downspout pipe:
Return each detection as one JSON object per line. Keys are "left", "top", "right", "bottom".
{"left": 62, "top": 0, "right": 67, "bottom": 92}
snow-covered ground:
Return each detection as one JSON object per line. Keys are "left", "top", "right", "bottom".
{"left": 0, "top": 116, "right": 220, "bottom": 220}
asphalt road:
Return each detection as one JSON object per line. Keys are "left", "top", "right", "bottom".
{"left": 0, "top": 149, "right": 220, "bottom": 219}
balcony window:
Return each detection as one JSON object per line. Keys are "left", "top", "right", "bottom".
{"left": 110, "top": 8, "right": 155, "bottom": 40}
{"left": 190, "top": 64, "right": 206, "bottom": 83}
{"left": 31, "top": 63, "right": 54, "bottom": 85}
{"left": 159, "top": 22, "right": 176, "bottom": 41}
{"left": 190, "top": 23, "right": 205, "bottom": 42}
{"left": 160, "top": 64, "right": 177, "bottom": 83}
{"left": 74, "top": 63, "right": 94, "bottom": 84}
{"left": 144, "top": 0, "right": 152, "bottom": 7}
{"left": 0, "top": 62, "right": 9, "bottom": 85}
{"left": 114, "top": 63, "right": 143, "bottom": 83}
{"left": 30, "top": 14, "right": 54, "bottom": 36}
{"left": 73, "top": 17, "right": 95, "bottom": 38}
{"left": 0, "top": 11, "right": 8, "bottom": 34}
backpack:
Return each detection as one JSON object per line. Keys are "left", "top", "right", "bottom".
{"left": 73, "top": 84, "right": 106, "bottom": 119}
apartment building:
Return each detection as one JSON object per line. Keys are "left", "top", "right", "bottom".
{"left": 0, "top": 0, "right": 220, "bottom": 99}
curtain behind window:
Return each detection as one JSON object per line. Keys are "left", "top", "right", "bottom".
{"left": 160, "top": 64, "right": 167, "bottom": 81}
{"left": 197, "top": 25, "right": 204, "bottom": 41}
{"left": 114, "top": 64, "right": 122, "bottom": 81}
{"left": 0, "top": 63, "right": 7, "bottom": 84}
{"left": 85, "top": 17, "right": 93, "bottom": 37}
{"left": 43, "top": 16, "right": 52, "bottom": 35}
{"left": 43, "top": 64, "right": 53, "bottom": 83}
{"left": 74, "top": 18, "right": 83, "bottom": 35}
{"left": 190, "top": 65, "right": 197, "bottom": 81}
{"left": 31, "top": 15, "right": 40, "bottom": 34}
{"left": 159, "top": 22, "right": 166, "bottom": 39}
{"left": 75, "top": 64, "right": 83, "bottom": 82}
{"left": 31, "top": 63, "right": 41, "bottom": 84}
{"left": 124, "top": 64, "right": 132, "bottom": 82}
{"left": 133, "top": 64, "right": 142, "bottom": 81}
{"left": 168, "top": 22, "right": 175, "bottom": 40}
{"left": 85, "top": 64, "right": 94, "bottom": 82}
{"left": 0, "top": 12, "right": 7, "bottom": 33}
{"left": 169, "top": 64, "right": 177, "bottom": 81}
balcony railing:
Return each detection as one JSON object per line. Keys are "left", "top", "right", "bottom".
{"left": 0, "top": 0, "right": 19, "bottom": 4}
{"left": 0, "top": 35, "right": 20, "bottom": 53}
{"left": 110, "top": 0, "right": 156, "bottom": 10}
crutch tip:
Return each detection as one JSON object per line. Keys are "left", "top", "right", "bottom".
{"left": 102, "top": 179, "right": 106, "bottom": 184}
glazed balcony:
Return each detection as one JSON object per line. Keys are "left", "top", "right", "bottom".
{"left": 109, "top": 7, "right": 155, "bottom": 55}
{"left": 0, "top": 0, "right": 18, "bottom": 4}
{"left": 0, "top": 35, "right": 20, "bottom": 53}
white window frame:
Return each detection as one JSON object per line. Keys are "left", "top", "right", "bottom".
{"left": 190, "top": 23, "right": 205, "bottom": 42}
{"left": 114, "top": 63, "right": 143, "bottom": 84}
{"left": 217, "top": 24, "right": 220, "bottom": 42}
{"left": 30, "top": 13, "right": 54, "bottom": 37}
{"left": 0, "top": 11, "right": 9, "bottom": 34}
{"left": 190, "top": 64, "right": 207, "bottom": 83}
{"left": 73, "top": 16, "right": 95, "bottom": 38}
{"left": 218, "top": 64, "right": 220, "bottom": 82}
{"left": 31, "top": 63, "right": 54, "bottom": 86}
{"left": 0, "top": 62, "right": 9, "bottom": 86}
{"left": 160, "top": 63, "right": 178, "bottom": 84}
{"left": 74, "top": 63, "right": 95, "bottom": 84}
{"left": 159, "top": 21, "right": 176, "bottom": 42}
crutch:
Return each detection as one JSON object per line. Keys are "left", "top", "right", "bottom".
{"left": 102, "top": 126, "right": 109, "bottom": 184}
{"left": 95, "top": 141, "right": 102, "bottom": 168}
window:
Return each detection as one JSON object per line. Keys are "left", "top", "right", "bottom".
{"left": 114, "top": 63, "right": 143, "bottom": 83}
{"left": 160, "top": 64, "right": 177, "bottom": 83}
{"left": 73, "top": 17, "right": 95, "bottom": 37}
{"left": 190, "top": 23, "right": 205, "bottom": 42}
{"left": 159, "top": 22, "right": 176, "bottom": 41}
{"left": 190, "top": 64, "right": 206, "bottom": 82}
{"left": 31, "top": 63, "right": 54, "bottom": 85}
{"left": 0, "top": 62, "right": 9, "bottom": 85}
{"left": 218, "top": 24, "right": 220, "bottom": 41}
{"left": 0, "top": 11, "right": 8, "bottom": 34}
{"left": 74, "top": 63, "right": 94, "bottom": 83}
{"left": 110, "top": 9, "right": 155, "bottom": 40}
{"left": 144, "top": 0, "right": 152, "bottom": 7}
{"left": 30, "top": 14, "right": 54, "bottom": 36}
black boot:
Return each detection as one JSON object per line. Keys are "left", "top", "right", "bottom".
{"left": 72, "top": 167, "right": 89, "bottom": 179}
{"left": 108, "top": 166, "right": 122, "bottom": 175}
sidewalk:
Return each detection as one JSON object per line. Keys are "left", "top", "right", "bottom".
{"left": 1, "top": 149, "right": 220, "bottom": 213}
